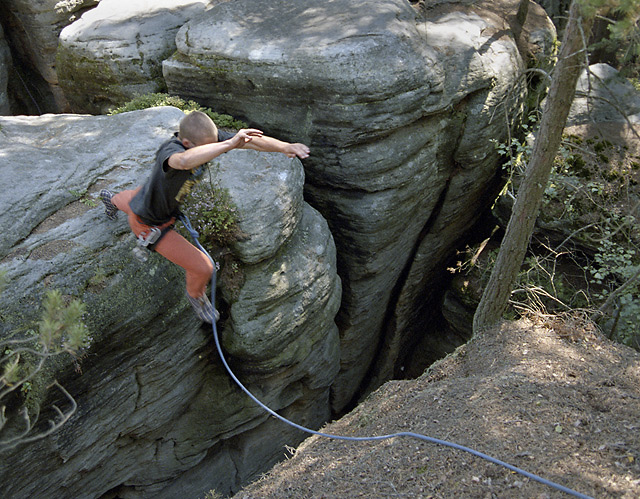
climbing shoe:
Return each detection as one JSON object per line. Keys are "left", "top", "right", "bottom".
{"left": 187, "top": 292, "right": 220, "bottom": 323}
{"left": 100, "top": 189, "right": 118, "bottom": 220}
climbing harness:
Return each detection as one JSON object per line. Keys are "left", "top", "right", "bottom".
{"left": 137, "top": 227, "right": 162, "bottom": 248}
{"left": 132, "top": 218, "right": 177, "bottom": 262}
{"left": 179, "top": 213, "right": 594, "bottom": 499}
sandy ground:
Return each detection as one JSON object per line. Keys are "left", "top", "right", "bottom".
{"left": 232, "top": 318, "right": 640, "bottom": 499}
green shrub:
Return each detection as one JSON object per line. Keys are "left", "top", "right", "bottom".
{"left": 37, "top": 290, "right": 90, "bottom": 352}
{"left": 109, "top": 92, "right": 247, "bottom": 129}
{"left": 1, "top": 288, "right": 90, "bottom": 450}
{"left": 485, "top": 123, "right": 640, "bottom": 349}
{"left": 181, "top": 173, "right": 242, "bottom": 250}
{"left": 179, "top": 170, "right": 247, "bottom": 298}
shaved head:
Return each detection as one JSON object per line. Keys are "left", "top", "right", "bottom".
{"left": 179, "top": 111, "right": 218, "bottom": 145}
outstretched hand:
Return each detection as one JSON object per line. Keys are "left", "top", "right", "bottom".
{"left": 233, "top": 129, "right": 310, "bottom": 159}
{"left": 284, "top": 143, "right": 310, "bottom": 159}
{"left": 234, "top": 128, "right": 264, "bottom": 146}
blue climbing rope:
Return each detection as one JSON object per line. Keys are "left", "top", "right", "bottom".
{"left": 178, "top": 213, "right": 593, "bottom": 499}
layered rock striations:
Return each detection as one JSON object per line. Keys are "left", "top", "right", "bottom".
{"left": 0, "top": 107, "right": 341, "bottom": 498}
{"left": 163, "top": 0, "right": 556, "bottom": 409}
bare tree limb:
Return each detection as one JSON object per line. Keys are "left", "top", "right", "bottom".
{"left": 0, "top": 381, "right": 77, "bottom": 452}
{"left": 591, "top": 266, "right": 640, "bottom": 321}
{"left": 1, "top": 347, "right": 68, "bottom": 365}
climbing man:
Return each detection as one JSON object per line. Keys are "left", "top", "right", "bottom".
{"left": 100, "top": 110, "right": 310, "bottom": 323}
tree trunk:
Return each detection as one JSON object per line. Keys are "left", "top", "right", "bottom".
{"left": 472, "top": 0, "right": 596, "bottom": 333}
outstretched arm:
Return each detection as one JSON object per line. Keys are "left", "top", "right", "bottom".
{"left": 239, "top": 135, "right": 310, "bottom": 159}
{"left": 168, "top": 129, "right": 264, "bottom": 170}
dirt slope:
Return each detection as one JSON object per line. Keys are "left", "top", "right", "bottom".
{"left": 233, "top": 318, "right": 640, "bottom": 498}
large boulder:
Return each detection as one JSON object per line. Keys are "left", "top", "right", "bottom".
{"left": 0, "top": 0, "right": 99, "bottom": 113}
{"left": 568, "top": 63, "right": 640, "bottom": 126}
{"left": 57, "top": 0, "right": 221, "bottom": 114}
{"left": 163, "top": 0, "right": 556, "bottom": 410}
{"left": 0, "top": 108, "right": 340, "bottom": 498}
{"left": 0, "top": 23, "right": 11, "bottom": 115}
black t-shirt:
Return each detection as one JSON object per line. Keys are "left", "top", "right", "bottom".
{"left": 130, "top": 131, "right": 235, "bottom": 225}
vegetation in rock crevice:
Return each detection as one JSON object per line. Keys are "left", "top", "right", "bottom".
{"left": 108, "top": 92, "right": 247, "bottom": 129}
{"left": 0, "top": 279, "right": 91, "bottom": 452}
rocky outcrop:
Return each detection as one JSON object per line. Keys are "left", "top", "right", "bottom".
{"left": 568, "top": 63, "right": 640, "bottom": 126}
{"left": 0, "top": 0, "right": 561, "bottom": 493}
{"left": 1, "top": 0, "right": 557, "bottom": 408}
{"left": 0, "top": 0, "right": 99, "bottom": 113}
{"left": 0, "top": 23, "right": 11, "bottom": 115}
{"left": 0, "top": 108, "right": 340, "bottom": 498}
{"left": 163, "top": 0, "right": 556, "bottom": 409}
{"left": 57, "top": 0, "right": 221, "bottom": 114}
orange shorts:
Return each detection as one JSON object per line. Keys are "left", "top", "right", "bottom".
{"left": 112, "top": 188, "right": 214, "bottom": 298}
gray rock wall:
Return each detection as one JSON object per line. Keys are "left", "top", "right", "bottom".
{"left": 568, "top": 63, "right": 640, "bottom": 126}
{"left": 57, "top": 0, "right": 223, "bottom": 114}
{"left": 0, "top": 0, "right": 99, "bottom": 112}
{"left": 163, "top": 0, "right": 555, "bottom": 409}
{"left": 0, "top": 107, "right": 341, "bottom": 498}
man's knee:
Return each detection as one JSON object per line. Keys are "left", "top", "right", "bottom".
{"left": 200, "top": 257, "right": 215, "bottom": 278}
{"left": 189, "top": 253, "right": 214, "bottom": 282}
{"left": 112, "top": 188, "right": 140, "bottom": 212}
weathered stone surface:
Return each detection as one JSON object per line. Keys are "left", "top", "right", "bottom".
{"left": 0, "top": 0, "right": 99, "bottom": 112}
{"left": 0, "top": 23, "right": 11, "bottom": 115}
{"left": 213, "top": 150, "right": 305, "bottom": 264}
{"left": 0, "top": 108, "right": 340, "bottom": 498}
{"left": 57, "top": 0, "right": 219, "bottom": 114}
{"left": 164, "top": 0, "right": 555, "bottom": 410}
{"left": 567, "top": 63, "right": 640, "bottom": 126}
{"left": 222, "top": 203, "right": 341, "bottom": 380}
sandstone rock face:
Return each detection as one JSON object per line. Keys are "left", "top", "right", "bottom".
{"left": 0, "top": 0, "right": 560, "bottom": 493}
{"left": 164, "top": 0, "right": 555, "bottom": 410}
{"left": 0, "top": 0, "right": 99, "bottom": 112}
{"left": 57, "top": 0, "right": 221, "bottom": 114}
{"left": 0, "top": 23, "right": 11, "bottom": 115}
{"left": 0, "top": 108, "right": 340, "bottom": 498}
